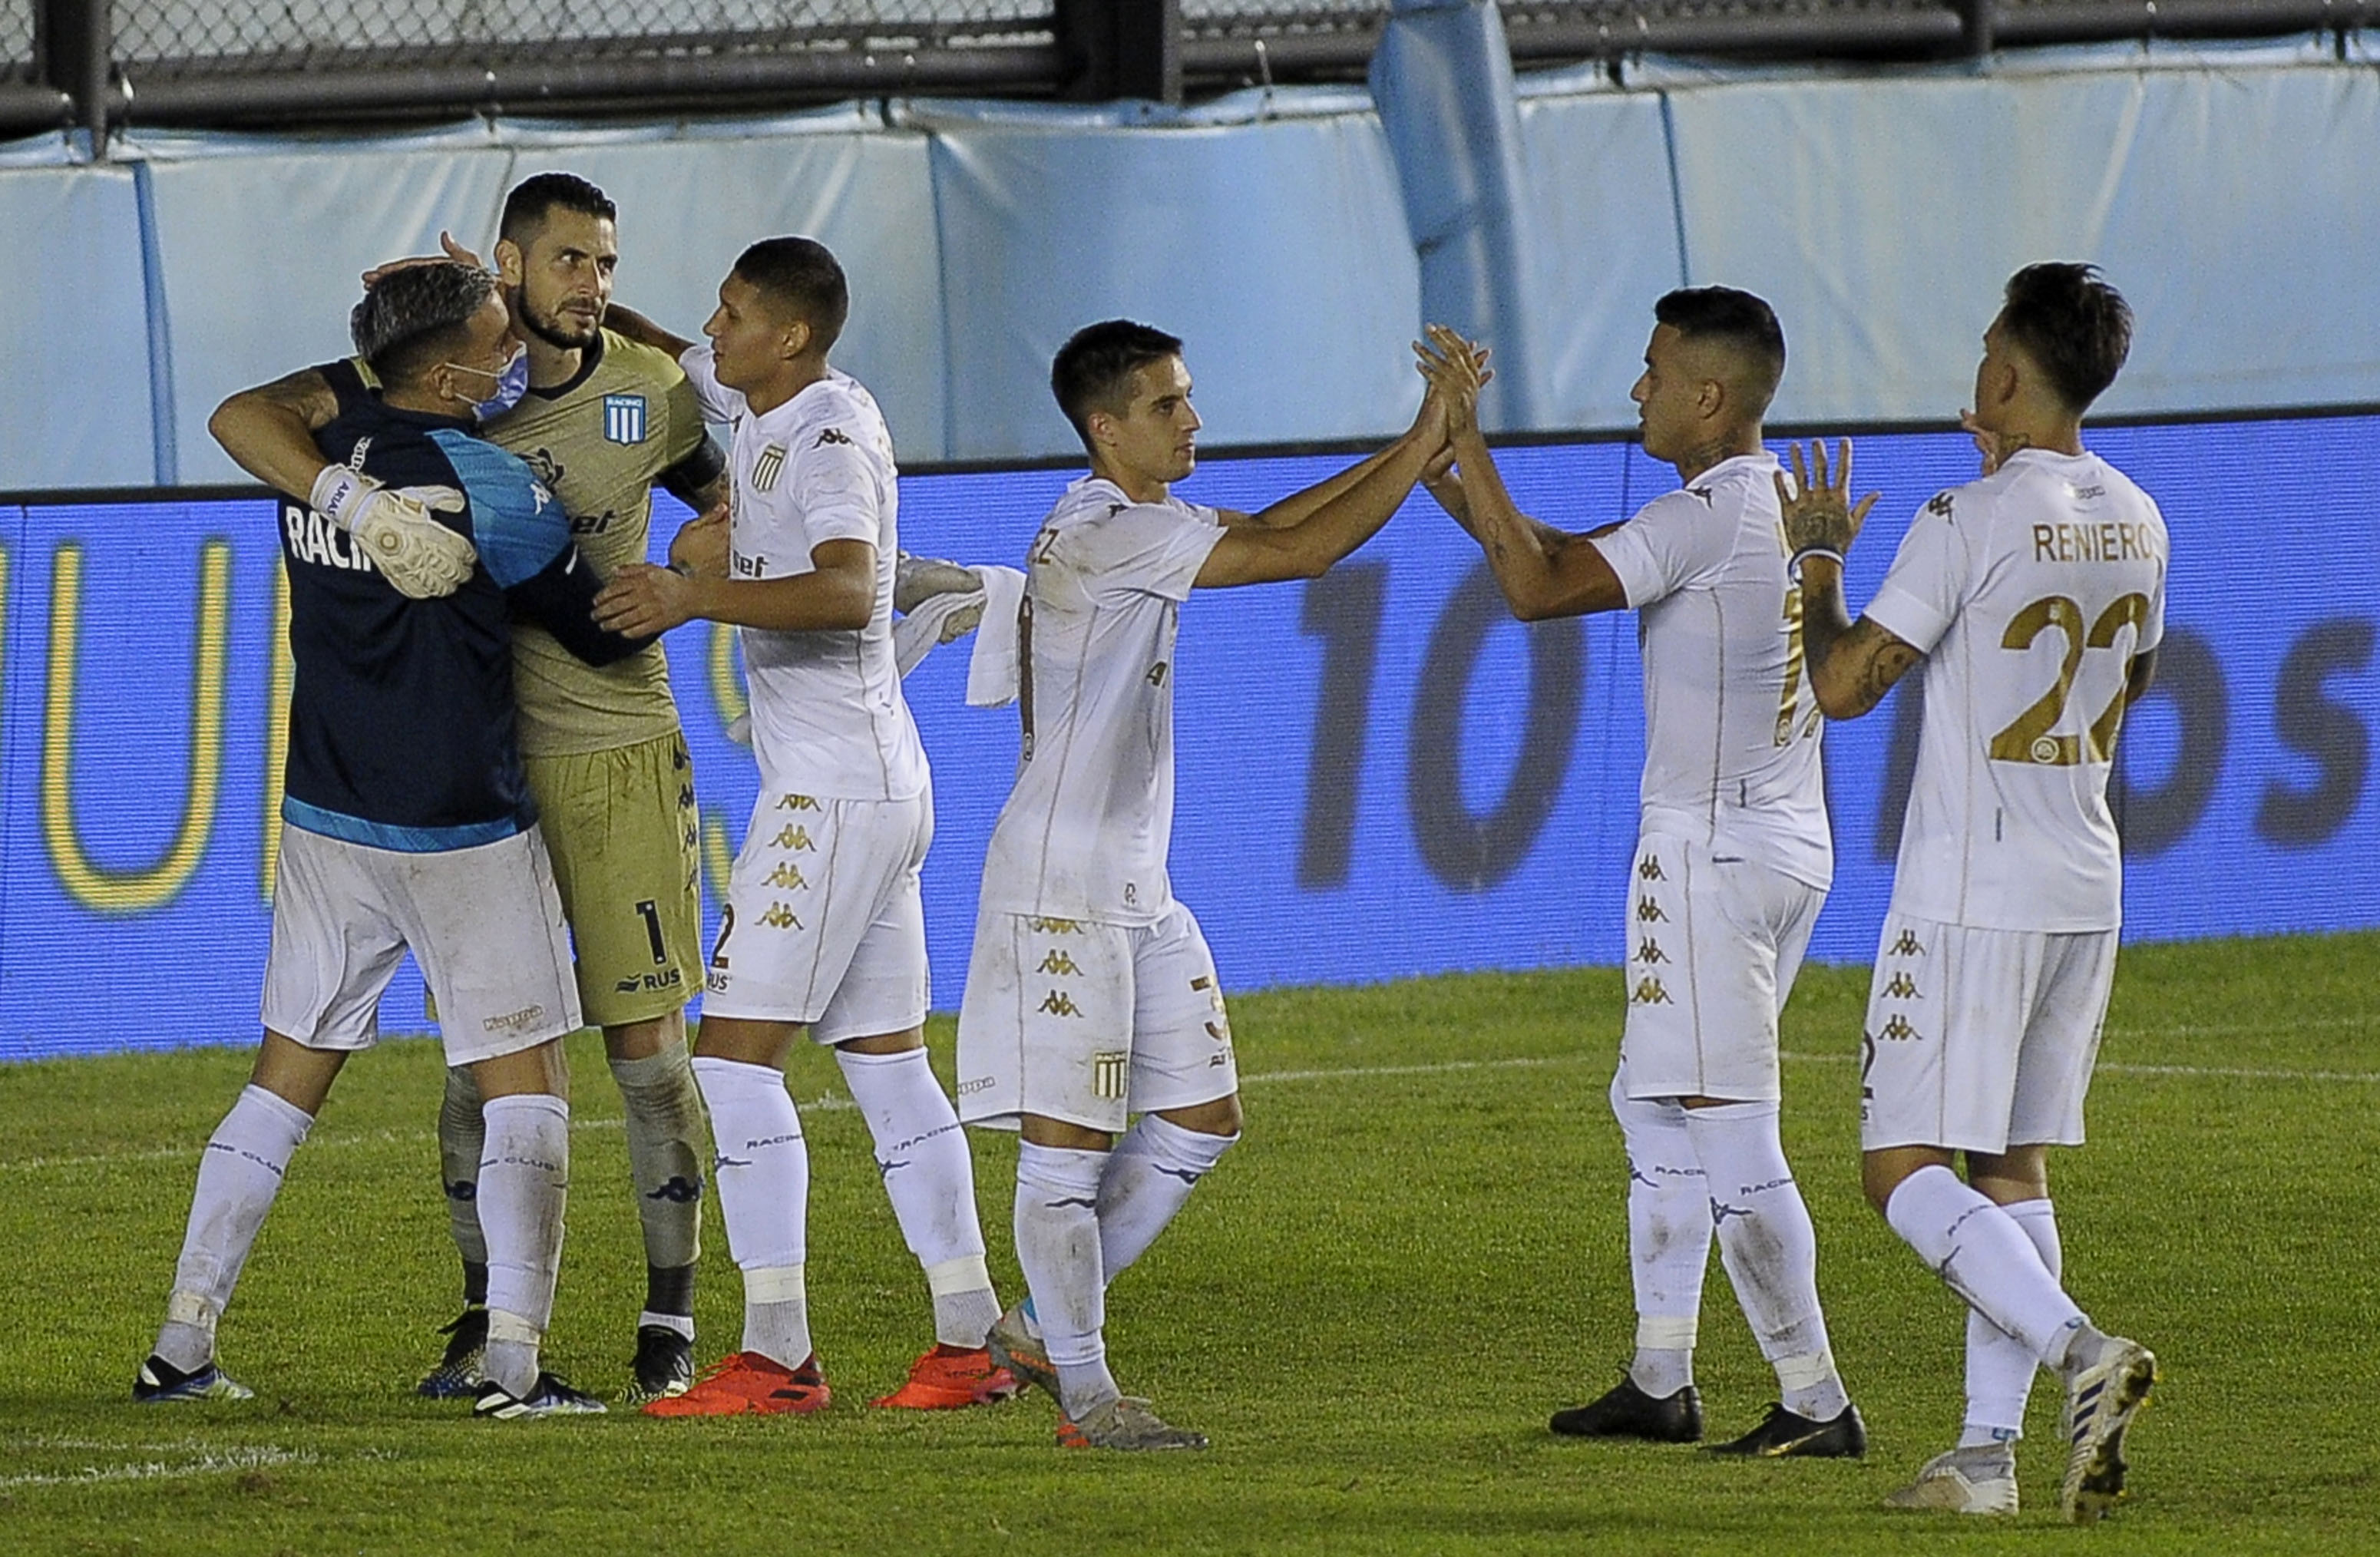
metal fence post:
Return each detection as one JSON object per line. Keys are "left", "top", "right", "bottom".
{"left": 1056, "top": 0, "right": 1182, "bottom": 104}
{"left": 1959, "top": 0, "right": 1995, "bottom": 57}
{"left": 36, "top": 0, "right": 111, "bottom": 148}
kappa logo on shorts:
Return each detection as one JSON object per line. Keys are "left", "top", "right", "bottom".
{"left": 771, "top": 825, "right": 816, "bottom": 851}
{"left": 1877, "top": 1013, "right": 1922, "bottom": 1042}
{"left": 759, "top": 901, "right": 804, "bottom": 931}
{"left": 752, "top": 443, "right": 788, "bottom": 492}
{"left": 482, "top": 1003, "right": 547, "bottom": 1033}
{"left": 1635, "top": 938, "right": 1669, "bottom": 965}
{"left": 1092, "top": 1052, "right": 1128, "bottom": 1099}
{"left": 1630, "top": 977, "right": 1674, "bottom": 1006}
{"left": 1889, "top": 928, "right": 1926, "bottom": 957}
{"left": 1036, "top": 950, "right": 1083, "bottom": 977}
{"left": 765, "top": 862, "right": 810, "bottom": 891}
{"left": 1037, "top": 990, "right": 1084, "bottom": 1018}
{"left": 1027, "top": 917, "right": 1083, "bottom": 934}
{"left": 957, "top": 1076, "right": 996, "bottom": 1096}
{"left": 1635, "top": 897, "right": 1668, "bottom": 924}
{"left": 1638, "top": 855, "right": 1668, "bottom": 881}
{"left": 1883, "top": 971, "right": 1922, "bottom": 1000}
{"left": 776, "top": 793, "right": 822, "bottom": 811}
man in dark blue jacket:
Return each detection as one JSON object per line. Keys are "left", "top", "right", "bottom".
{"left": 136, "top": 261, "right": 647, "bottom": 1419}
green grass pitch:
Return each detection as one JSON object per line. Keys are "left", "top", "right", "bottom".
{"left": 2, "top": 931, "right": 2375, "bottom": 1555}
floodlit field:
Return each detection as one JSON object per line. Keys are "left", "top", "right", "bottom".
{"left": 3, "top": 932, "right": 2375, "bottom": 1555}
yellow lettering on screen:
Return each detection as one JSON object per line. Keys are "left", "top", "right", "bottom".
{"left": 41, "top": 539, "right": 232, "bottom": 914}
{"left": 261, "top": 558, "right": 293, "bottom": 903}
{"left": 709, "top": 622, "right": 748, "bottom": 734}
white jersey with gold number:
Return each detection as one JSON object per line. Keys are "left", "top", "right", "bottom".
{"left": 1865, "top": 448, "right": 2167, "bottom": 932}
{"left": 977, "top": 476, "right": 1226, "bottom": 927}
{"left": 1590, "top": 451, "right": 1831, "bottom": 891}
{"left": 681, "top": 346, "right": 926, "bottom": 802}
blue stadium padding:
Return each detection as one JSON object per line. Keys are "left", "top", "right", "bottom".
{"left": 4, "top": 414, "right": 2376, "bottom": 1060}
{"left": 1369, "top": 0, "right": 1547, "bottom": 431}
{"left": 0, "top": 158, "right": 154, "bottom": 489}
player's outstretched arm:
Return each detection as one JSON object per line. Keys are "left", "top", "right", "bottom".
{"left": 1192, "top": 332, "right": 1477, "bottom": 589}
{"left": 593, "top": 537, "right": 875, "bottom": 637}
{"left": 1775, "top": 438, "right": 1912, "bottom": 719}
{"left": 210, "top": 369, "right": 342, "bottom": 500}
{"left": 603, "top": 301, "right": 696, "bottom": 360}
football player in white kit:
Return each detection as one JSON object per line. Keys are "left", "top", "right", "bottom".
{"left": 1419, "top": 296, "right": 1863, "bottom": 1457}
{"left": 1779, "top": 263, "right": 2162, "bottom": 1522}
{"left": 957, "top": 319, "right": 1482, "bottom": 1450}
{"left": 593, "top": 238, "right": 1016, "bottom": 1417}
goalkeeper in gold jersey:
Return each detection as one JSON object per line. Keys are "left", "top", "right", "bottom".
{"left": 212, "top": 174, "right": 728, "bottom": 1404}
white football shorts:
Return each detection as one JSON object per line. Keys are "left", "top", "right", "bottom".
{"left": 262, "top": 823, "right": 580, "bottom": 1067}
{"left": 954, "top": 898, "right": 1238, "bottom": 1134}
{"left": 1859, "top": 911, "right": 2117, "bottom": 1153}
{"left": 701, "top": 788, "right": 931, "bottom": 1043}
{"left": 1615, "top": 831, "right": 1823, "bottom": 1104}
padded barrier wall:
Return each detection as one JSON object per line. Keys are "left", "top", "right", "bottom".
{"left": 2, "top": 41, "right": 2377, "bottom": 490}
{"left": 3, "top": 409, "right": 2375, "bottom": 1059}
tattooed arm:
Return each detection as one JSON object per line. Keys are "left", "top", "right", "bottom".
{"left": 1775, "top": 438, "right": 1918, "bottom": 719}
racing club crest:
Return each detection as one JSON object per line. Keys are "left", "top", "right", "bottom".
{"left": 603, "top": 394, "right": 648, "bottom": 445}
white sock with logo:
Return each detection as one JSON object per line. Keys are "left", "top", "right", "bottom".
{"left": 837, "top": 1046, "right": 1000, "bottom": 1347}
{"left": 1014, "top": 1142, "right": 1118, "bottom": 1419}
{"left": 694, "top": 1056, "right": 813, "bottom": 1367}
{"left": 155, "top": 1085, "right": 314, "bottom": 1371}
{"left": 1886, "top": 1165, "right": 2086, "bottom": 1364}
{"left": 1611, "top": 1074, "right": 1708, "bottom": 1399}
{"left": 1961, "top": 1197, "right": 2062, "bottom": 1446}
{"left": 477, "top": 1093, "right": 570, "bottom": 1398}
{"left": 1685, "top": 1099, "right": 1848, "bottom": 1421}
{"left": 1096, "top": 1114, "right": 1236, "bottom": 1284}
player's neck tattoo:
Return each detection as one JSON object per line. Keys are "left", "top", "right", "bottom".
{"left": 1672, "top": 436, "right": 1744, "bottom": 484}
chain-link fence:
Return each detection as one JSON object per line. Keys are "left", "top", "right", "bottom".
{"left": 114, "top": 1, "right": 1055, "bottom": 70}
{"left": 3, "top": 0, "right": 36, "bottom": 81}
{"left": 5, "top": 0, "right": 2365, "bottom": 137}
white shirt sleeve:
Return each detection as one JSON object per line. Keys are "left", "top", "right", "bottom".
{"left": 1863, "top": 489, "right": 1974, "bottom": 654}
{"left": 1588, "top": 491, "right": 1738, "bottom": 609}
{"left": 1065, "top": 501, "right": 1226, "bottom": 603}
{"left": 677, "top": 344, "right": 744, "bottom": 425}
{"left": 785, "top": 431, "right": 882, "bottom": 550}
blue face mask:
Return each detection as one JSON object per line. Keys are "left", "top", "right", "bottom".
{"left": 444, "top": 345, "right": 529, "bottom": 422}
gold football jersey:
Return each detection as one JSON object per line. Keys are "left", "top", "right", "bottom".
{"left": 481, "top": 331, "right": 709, "bottom": 755}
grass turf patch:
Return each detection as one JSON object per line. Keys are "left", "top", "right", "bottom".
{"left": 2, "top": 931, "right": 2375, "bottom": 1554}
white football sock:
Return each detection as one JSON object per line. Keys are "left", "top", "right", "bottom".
{"left": 1886, "top": 1165, "right": 2086, "bottom": 1364}
{"left": 694, "top": 1056, "right": 813, "bottom": 1367}
{"left": 837, "top": 1046, "right": 1000, "bottom": 1347}
{"left": 1014, "top": 1142, "right": 1118, "bottom": 1419}
{"left": 610, "top": 1043, "right": 707, "bottom": 1273}
{"left": 1096, "top": 1113, "right": 1236, "bottom": 1284}
{"left": 1610, "top": 1073, "right": 1708, "bottom": 1397}
{"left": 438, "top": 1065, "right": 490, "bottom": 1274}
{"left": 156, "top": 1085, "right": 313, "bottom": 1370}
{"left": 1961, "top": 1196, "right": 2061, "bottom": 1446}
{"left": 478, "top": 1093, "right": 570, "bottom": 1397}
{"left": 1686, "top": 1100, "right": 1847, "bottom": 1420}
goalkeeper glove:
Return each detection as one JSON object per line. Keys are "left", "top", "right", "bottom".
{"left": 311, "top": 466, "right": 478, "bottom": 600}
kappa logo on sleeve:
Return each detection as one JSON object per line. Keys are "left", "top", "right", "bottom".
{"left": 815, "top": 428, "right": 853, "bottom": 448}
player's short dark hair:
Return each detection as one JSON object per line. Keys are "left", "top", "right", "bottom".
{"left": 1998, "top": 262, "right": 2132, "bottom": 412}
{"left": 1654, "top": 286, "right": 1787, "bottom": 412}
{"left": 499, "top": 171, "right": 616, "bottom": 246}
{"left": 733, "top": 236, "right": 849, "bottom": 352}
{"left": 351, "top": 261, "right": 498, "bottom": 385}
{"left": 1050, "top": 320, "right": 1186, "bottom": 448}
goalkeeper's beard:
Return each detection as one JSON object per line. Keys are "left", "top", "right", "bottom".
{"left": 513, "top": 286, "right": 600, "bottom": 352}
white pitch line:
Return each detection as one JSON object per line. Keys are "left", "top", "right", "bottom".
{"left": 0, "top": 1445, "right": 313, "bottom": 1490}
{"left": 2, "top": 1047, "right": 2372, "bottom": 1179}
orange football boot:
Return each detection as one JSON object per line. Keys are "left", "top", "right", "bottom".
{"left": 871, "top": 1344, "right": 1022, "bottom": 1410}
{"left": 640, "top": 1350, "right": 830, "bottom": 1417}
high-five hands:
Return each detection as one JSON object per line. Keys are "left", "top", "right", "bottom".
{"left": 1774, "top": 439, "right": 1880, "bottom": 565}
